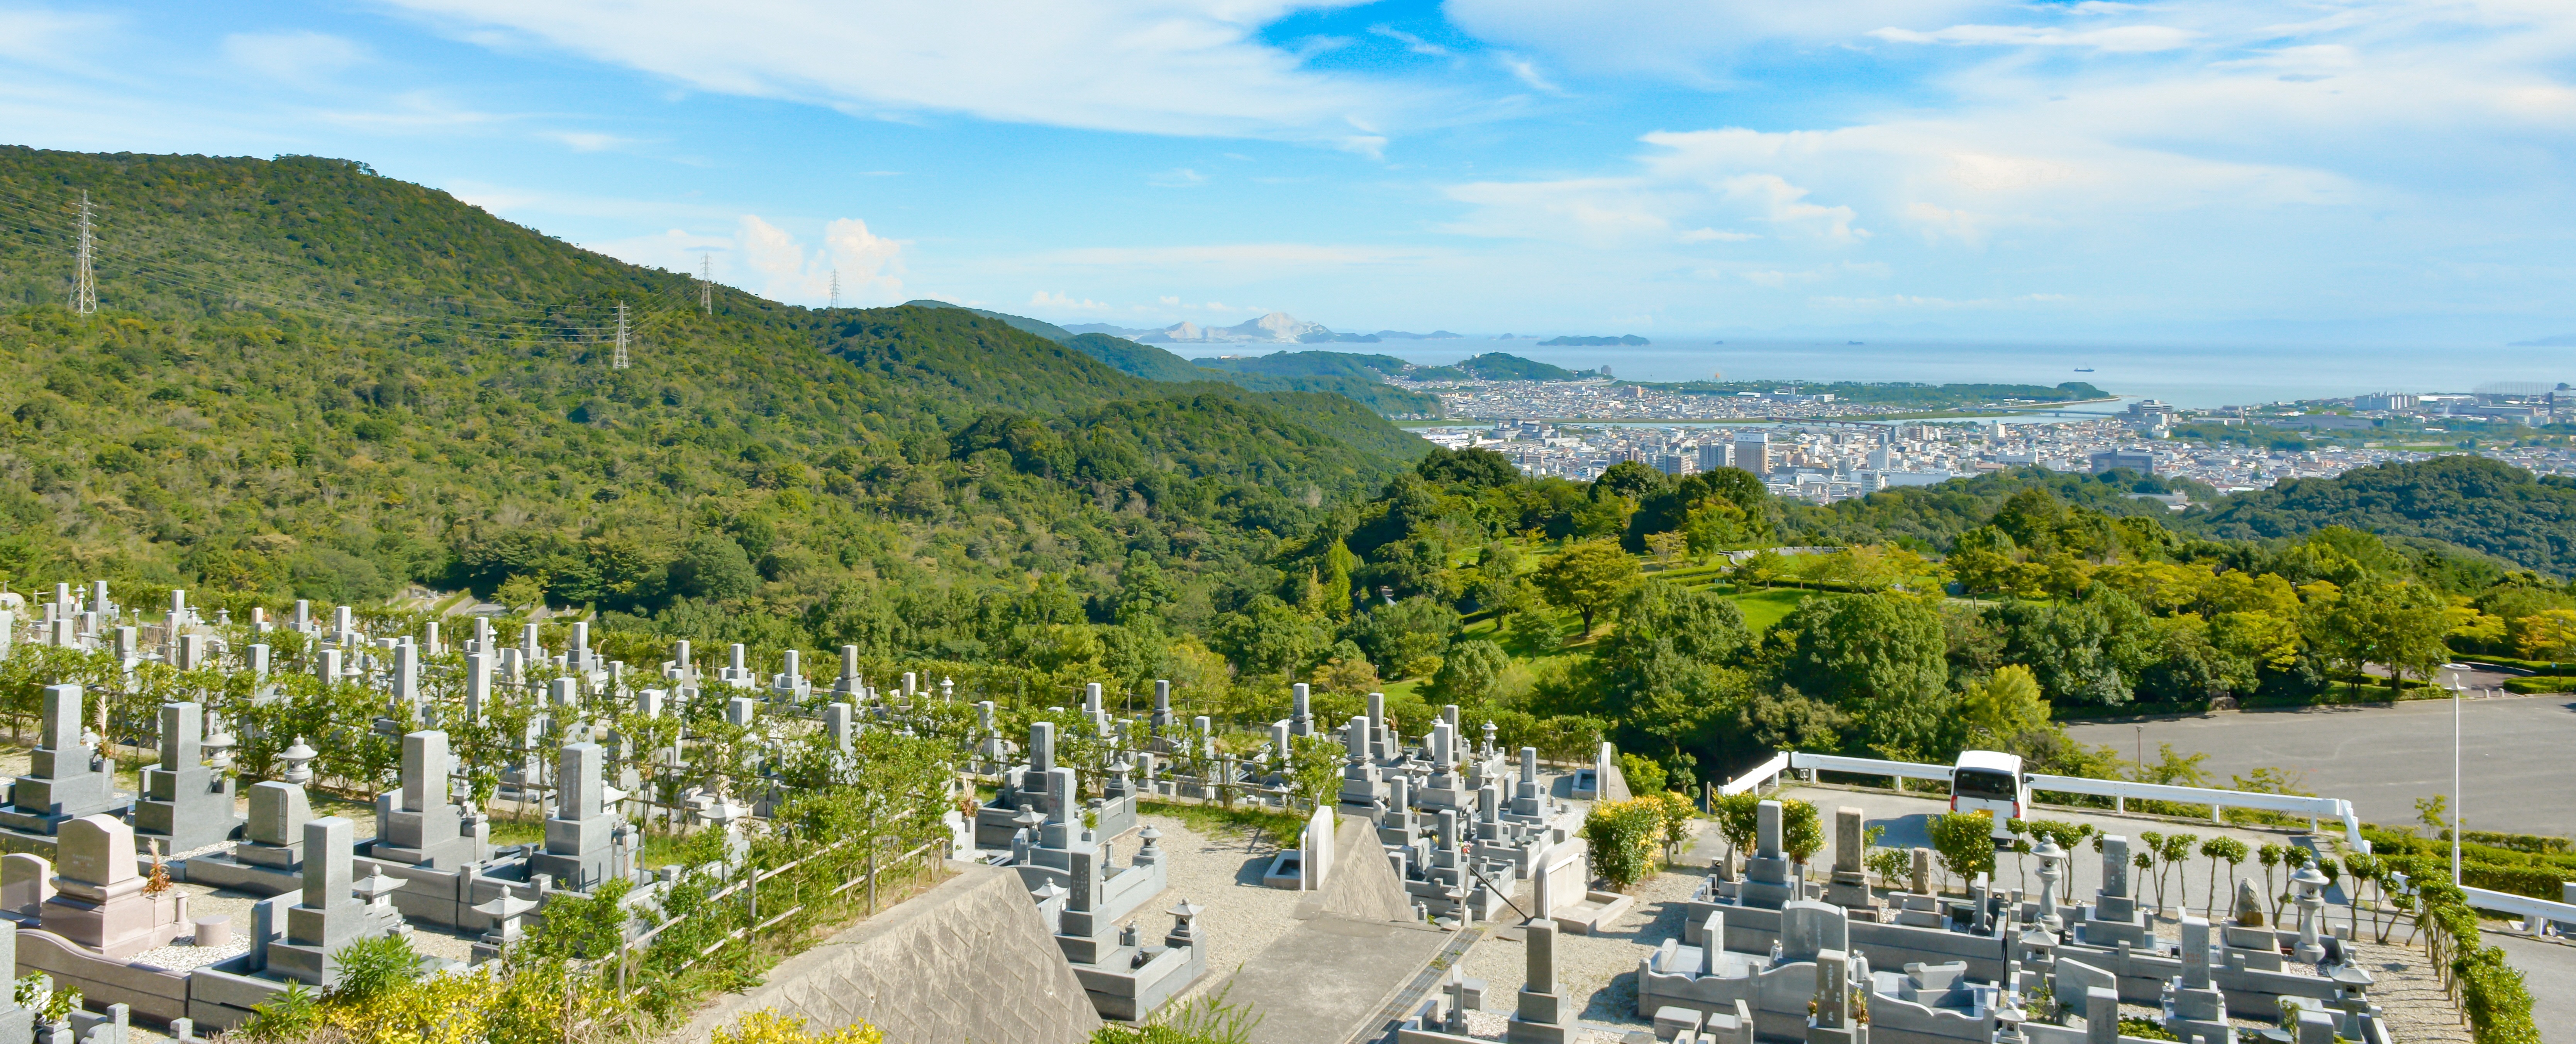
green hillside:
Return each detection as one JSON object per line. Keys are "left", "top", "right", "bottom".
{"left": 1189, "top": 349, "right": 1410, "bottom": 380}
{"left": 1061, "top": 332, "right": 1208, "bottom": 382}
{"left": 0, "top": 147, "right": 1421, "bottom": 646}
{"left": 2180, "top": 456, "right": 2576, "bottom": 576}
{"left": 901, "top": 299, "right": 1075, "bottom": 342}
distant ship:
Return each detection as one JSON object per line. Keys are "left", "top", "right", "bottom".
{"left": 1846, "top": 340, "right": 1864, "bottom": 345}
{"left": 2074, "top": 367, "right": 2095, "bottom": 372}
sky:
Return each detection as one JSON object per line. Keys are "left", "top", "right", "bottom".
{"left": 3, "top": 0, "right": 2574, "bottom": 345}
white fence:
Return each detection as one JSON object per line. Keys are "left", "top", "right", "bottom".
{"left": 1714, "top": 751, "right": 2373, "bottom": 854}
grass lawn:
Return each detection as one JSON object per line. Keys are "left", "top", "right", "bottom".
{"left": 1724, "top": 587, "right": 1814, "bottom": 632}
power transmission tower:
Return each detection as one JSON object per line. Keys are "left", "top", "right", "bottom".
{"left": 699, "top": 253, "right": 712, "bottom": 315}
{"left": 830, "top": 268, "right": 840, "bottom": 309}
{"left": 70, "top": 191, "right": 96, "bottom": 314}
{"left": 612, "top": 302, "right": 630, "bottom": 369}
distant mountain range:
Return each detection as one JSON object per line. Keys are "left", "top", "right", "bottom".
{"left": 1060, "top": 314, "right": 1460, "bottom": 344}
{"left": 1539, "top": 334, "right": 1651, "bottom": 346}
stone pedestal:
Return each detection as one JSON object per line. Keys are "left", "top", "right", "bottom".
{"left": 1822, "top": 806, "right": 1876, "bottom": 911}
{"left": 1506, "top": 921, "right": 1570, "bottom": 1044}
{"left": 37, "top": 816, "right": 186, "bottom": 959}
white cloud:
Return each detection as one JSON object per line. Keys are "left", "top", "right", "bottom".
{"left": 1495, "top": 53, "right": 1562, "bottom": 94}
{"left": 580, "top": 215, "right": 904, "bottom": 306}
{"left": 1029, "top": 290, "right": 1110, "bottom": 311}
{"left": 222, "top": 31, "right": 370, "bottom": 85}
{"left": 1868, "top": 23, "right": 2196, "bottom": 52}
{"left": 1149, "top": 168, "right": 1208, "bottom": 188}
{"left": 381, "top": 0, "right": 1416, "bottom": 142}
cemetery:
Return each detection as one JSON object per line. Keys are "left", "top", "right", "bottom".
{"left": 0, "top": 580, "right": 2549, "bottom": 1044}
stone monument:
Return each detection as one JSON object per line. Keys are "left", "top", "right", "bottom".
{"left": 1821, "top": 806, "right": 1875, "bottom": 911}
{"left": 134, "top": 702, "right": 245, "bottom": 854}
{"left": 0, "top": 685, "right": 128, "bottom": 836}
{"left": 37, "top": 815, "right": 188, "bottom": 959}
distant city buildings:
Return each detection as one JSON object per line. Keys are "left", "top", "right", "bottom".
{"left": 1408, "top": 376, "right": 2574, "bottom": 503}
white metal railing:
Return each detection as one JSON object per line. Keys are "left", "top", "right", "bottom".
{"left": 2460, "top": 886, "right": 2576, "bottom": 929}
{"left": 1778, "top": 751, "right": 2374, "bottom": 854}
{"left": 1717, "top": 752, "right": 1790, "bottom": 796}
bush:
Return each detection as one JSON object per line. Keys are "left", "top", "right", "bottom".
{"left": 1583, "top": 797, "right": 1669, "bottom": 891}
{"left": 1618, "top": 752, "right": 1668, "bottom": 795}
{"left": 1925, "top": 810, "right": 1996, "bottom": 892}
{"left": 713, "top": 1010, "right": 886, "bottom": 1044}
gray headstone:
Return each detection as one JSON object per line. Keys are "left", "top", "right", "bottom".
{"left": 159, "top": 702, "right": 203, "bottom": 771}
{"left": 1779, "top": 900, "right": 1848, "bottom": 961}
{"left": 402, "top": 732, "right": 450, "bottom": 813}
{"left": 1046, "top": 766, "right": 1076, "bottom": 824}
{"left": 1833, "top": 807, "right": 1864, "bottom": 874}
{"left": 40, "top": 683, "right": 80, "bottom": 753}
{"left": 1815, "top": 949, "right": 1851, "bottom": 1027}
{"left": 558, "top": 743, "right": 604, "bottom": 821}
{"left": 301, "top": 817, "right": 353, "bottom": 911}
{"left": 1030, "top": 720, "right": 1056, "bottom": 775}
{"left": 1526, "top": 919, "right": 1557, "bottom": 995}
{"left": 2100, "top": 836, "right": 2130, "bottom": 898}
{"left": 248, "top": 782, "right": 312, "bottom": 847}
{"left": 1756, "top": 800, "right": 1783, "bottom": 858}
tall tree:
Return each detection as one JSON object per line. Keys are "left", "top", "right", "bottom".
{"left": 1534, "top": 539, "right": 1641, "bottom": 637}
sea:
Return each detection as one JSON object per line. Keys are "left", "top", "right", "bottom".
{"left": 1359, "top": 339, "right": 2575, "bottom": 410}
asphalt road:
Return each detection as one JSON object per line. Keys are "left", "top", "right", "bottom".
{"left": 2063, "top": 694, "right": 2576, "bottom": 838}
{"left": 2491, "top": 934, "right": 2576, "bottom": 1044}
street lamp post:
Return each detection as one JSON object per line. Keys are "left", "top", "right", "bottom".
{"left": 2444, "top": 664, "right": 2466, "bottom": 883}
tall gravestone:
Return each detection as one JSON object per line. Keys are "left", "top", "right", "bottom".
{"left": 1821, "top": 806, "right": 1874, "bottom": 909}
{"left": 370, "top": 732, "right": 483, "bottom": 870}
{"left": 136, "top": 702, "right": 245, "bottom": 853}
{"left": 1507, "top": 920, "right": 1568, "bottom": 1043}
{"left": 0, "top": 684, "right": 126, "bottom": 835}
{"left": 530, "top": 743, "right": 617, "bottom": 890}
{"left": 269, "top": 817, "right": 403, "bottom": 988}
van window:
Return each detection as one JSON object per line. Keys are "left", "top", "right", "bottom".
{"left": 1954, "top": 769, "right": 2018, "bottom": 800}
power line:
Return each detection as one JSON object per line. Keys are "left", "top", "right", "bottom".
{"left": 70, "top": 191, "right": 96, "bottom": 314}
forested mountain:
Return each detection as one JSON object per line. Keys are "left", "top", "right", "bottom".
{"left": 900, "top": 302, "right": 1444, "bottom": 417}
{"left": 0, "top": 147, "right": 1422, "bottom": 662}
{"left": 2180, "top": 457, "right": 2576, "bottom": 575}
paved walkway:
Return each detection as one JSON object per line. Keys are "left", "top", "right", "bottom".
{"left": 1217, "top": 912, "right": 1455, "bottom": 1044}
{"left": 2491, "top": 933, "right": 2576, "bottom": 1044}
{"left": 2062, "top": 695, "right": 2576, "bottom": 836}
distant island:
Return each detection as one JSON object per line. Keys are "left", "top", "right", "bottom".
{"left": 2506, "top": 334, "right": 2576, "bottom": 347}
{"left": 1539, "top": 334, "right": 1650, "bottom": 346}
{"left": 1407, "top": 352, "right": 1590, "bottom": 382}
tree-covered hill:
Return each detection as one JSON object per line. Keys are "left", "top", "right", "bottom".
{"left": 2178, "top": 457, "right": 2576, "bottom": 576}
{"left": 0, "top": 146, "right": 1425, "bottom": 651}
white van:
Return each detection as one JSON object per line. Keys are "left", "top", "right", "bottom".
{"left": 1950, "top": 750, "right": 2028, "bottom": 841}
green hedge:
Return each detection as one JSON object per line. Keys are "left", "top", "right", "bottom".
{"left": 2408, "top": 876, "right": 2542, "bottom": 1044}
{"left": 2501, "top": 676, "right": 2574, "bottom": 695}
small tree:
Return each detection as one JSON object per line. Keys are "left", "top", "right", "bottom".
{"left": 1925, "top": 810, "right": 1996, "bottom": 894}
{"left": 1781, "top": 799, "right": 1824, "bottom": 887}
{"left": 1284, "top": 734, "right": 1344, "bottom": 812}
{"left": 1712, "top": 790, "right": 1763, "bottom": 877}
{"left": 2201, "top": 836, "right": 2249, "bottom": 920}
{"left": 2157, "top": 832, "right": 2198, "bottom": 915}
{"left": 2256, "top": 843, "right": 2285, "bottom": 923}
{"left": 1654, "top": 790, "right": 1696, "bottom": 863}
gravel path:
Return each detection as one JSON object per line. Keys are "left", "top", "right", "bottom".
{"left": 1456, "top": 821, "right": 1715, "bottom": 1035}
{"left": 2346, "top": 937, "right": 2474, "bottom": 1044}
{"left": 1122, "top": 812, "right": 1305, "bottom": 1009}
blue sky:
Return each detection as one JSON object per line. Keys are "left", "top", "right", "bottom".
{"left": 4, "top": 0, "right": 2574, "bottom": 344}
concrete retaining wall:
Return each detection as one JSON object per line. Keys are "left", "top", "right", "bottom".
{"left": 677, "top": 861, "right": 1100, "bottom": 1044}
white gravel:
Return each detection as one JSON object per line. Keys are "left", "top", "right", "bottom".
{"left": 1124, "top": 812, "right": 1307, "bottom": 1007}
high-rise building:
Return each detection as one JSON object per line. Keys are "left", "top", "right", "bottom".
{"left": 1734, "top": 432, "right": 1771, "bottom": 475}
{"left": 1656, "top": 454, "right": 1688, "bottom": 476}
{"left": 1696, "top": 443, "right": 1734, "bottom": 471}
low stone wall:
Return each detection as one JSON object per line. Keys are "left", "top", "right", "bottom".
{"left": 677, "top": 861, "right": 1101, "bottom": 1044}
